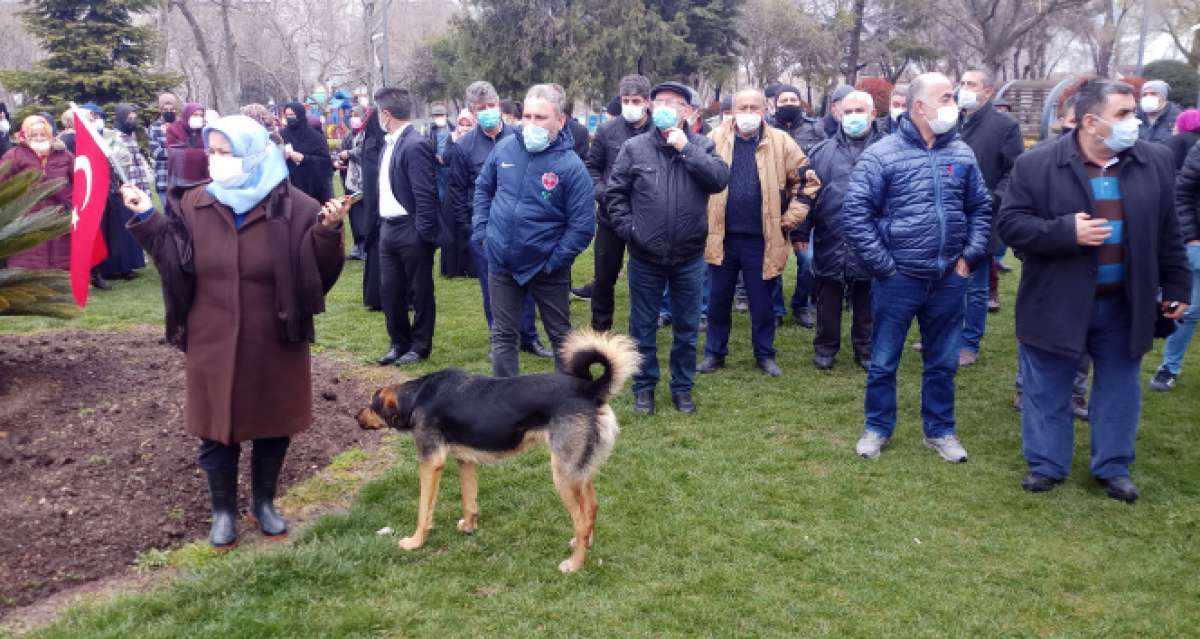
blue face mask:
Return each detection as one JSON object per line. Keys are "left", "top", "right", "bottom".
{"left": 1100, "top": 116, "right": 1140, "bottom": 152}
{"left": 522, "top": 124, "right": 551, "bottom": 153}
{"left": 652, "top": 106, "right": 678, "bottom": 130}
{"left": 477, "top": 107, "right": 502, "bottom": 130}
{"left": 842, "top": 113, "right": 870, "bottom": 138}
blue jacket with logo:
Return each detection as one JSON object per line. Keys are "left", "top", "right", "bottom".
{"left": 840, "top": 114, "right": 992, "bottom": 280}
{"left": 472, "top": 127, "right": 595, "bottom": 285}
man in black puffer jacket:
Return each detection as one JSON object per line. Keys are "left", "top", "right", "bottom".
{"left": 607, "top": 82, "right": 731, "bottom": 416}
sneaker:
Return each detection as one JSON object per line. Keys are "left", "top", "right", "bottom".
{"left": 1149, "top": 368, "right": 1177, "bottom": 392}
{"left": 924, "top": 434, "right": 969, "bottom": 463}
{"left": 855, "top": 431, "right": 889, "bottom": 459}
{"left": 657, "top": 315, "right": 671, "bottom": 328}
{"left": 987, "top": 293, "right": 1001, "bottom": 313}
{"left": 911, "top": 341, "right": 923, "bottom": 352}
{"left": 1071, "top": 395, "right": 1089, "bottom": 420}
{"left": 1013, "top": 391, "right": 1023, "bottom": 412}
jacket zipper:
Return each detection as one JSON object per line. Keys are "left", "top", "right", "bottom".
{"left": 930, "top": 149, "right": 946, "bottom": 275}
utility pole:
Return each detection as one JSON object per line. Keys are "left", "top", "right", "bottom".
{"left": 1135, "top": 1, "right": 1148, "bottom": 75}
{"left": 381, "top": 0, "right": 391, "bottom": 88}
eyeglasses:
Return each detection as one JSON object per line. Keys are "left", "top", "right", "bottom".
{"left": 653, "top": 98, "right": 688, "bottom": 110}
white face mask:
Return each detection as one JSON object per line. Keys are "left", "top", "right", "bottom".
{"left": 188, "top": 115, "right": 205, "bottom": 130}
{"left": 925, "top": 104, "right": 959, "bottom": 135}
{"left": 734, "top": 113, "right": 762, "bottom": 134}
{"left": 1139, "top": 95, "right": 1162, "bottom": 114}
{"left": 0, "top": 120, "right": 10, "bottom": 135}
{"left": 434, "top": 117, "right": 447, "bottom": 128}
{"left": 957, "top": 88, "right": 978, "bottom": 111}
{"left": 208, "top": 154, "right": 250, "bottom": 188}
{"left": 890, "top": 107, "right": 904, "bottom": 121}
{"left": 621, "top": 103, "right": 646, "bottom": 124}
{"left": 30, "top": 140, "right": 51, "bottom": 154}
{"left": 721, "top": 114, "right": 733, "bottom": 125}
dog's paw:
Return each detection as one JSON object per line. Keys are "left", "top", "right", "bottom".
{"left": 398, "top": 536, "right": 424, "bottom": 551}
{"left": 568, "top": 535, "right": 593, "bottom": 549}
{"left": 456, "top": 518, "right": 476, "bottom": 534}
{"left": 558, "top": 558, "right": 583, "bottom": 574}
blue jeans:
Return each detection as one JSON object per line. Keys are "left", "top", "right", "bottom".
{"left": 779, "top": 244, "right": 814, "bottom": 315}
{"left": 706, "top": 235, "right": 776, "bottom": 360}
{"left": 864, "top": 270, "right": 966, "bottom": 438}
{"left": 630, "top": 256, "right": 705, "bottom": 395}
{"left": 960, "top": 263, "right": 989, "bottom": 353}
{"left": 659, "top": 271, "right": 709, "bottom": 321}
{"left": 1158, "top": 244, "right": 1200, "bottom": 375}
{"left": 1019, "top": 295, "right": 1141, "bottom": 480}
{"left": 470, "top": 241, "right": 539, "bottom": 344}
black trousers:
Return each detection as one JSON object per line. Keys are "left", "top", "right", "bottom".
{"left": 489, "top": 267, "right": 572, "bottom": 377}
{"left": 347, "top": 200, "right": 368, "bottom": 247}
{"left": 380, "top": 218, "right": 436, "bottom": 357}
{"left": 590, "top": 222, "right": 626, "bottom": 331}
{"left": 813, "top": 276, "right": 873, "bottom": 359}
{"left": 363, "top": 218, "right": 382, "bottom": 310}
{"left": 198, "top": 437, "right": 289, "bottom": 472}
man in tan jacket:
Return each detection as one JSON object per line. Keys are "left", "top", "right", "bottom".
{"left": 699, "top": 89, "right": 822, "bottom": 376}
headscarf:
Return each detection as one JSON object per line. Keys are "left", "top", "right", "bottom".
{"left": 203, "top": 115, "right": 289, "bottom": 215}
{"left": 281, "top": 101, "right": 329, "bottom": 157}
{"left": 1176, "top": 109, "right": 1200, "bottom": 134}
{"left": 167, "top": 103, "right": 205, "bottom": 148}
{"left": 115, "top": 103, "right": 138, "bottom": 134}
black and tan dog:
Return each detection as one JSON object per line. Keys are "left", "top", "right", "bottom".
{"left": 356, "top": 330, "right": 640, "bottom": 573}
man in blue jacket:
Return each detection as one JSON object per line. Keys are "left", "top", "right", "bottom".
{"left": 449, "top": 80, "right": 553, "bottom": 359}
{"left": 841, "top": 72, "right": 992, "bottom": 463}
{"left": 473, "top": 83, "right": 596, "bottom": 377}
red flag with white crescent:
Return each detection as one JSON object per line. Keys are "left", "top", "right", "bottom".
{"left": 69, "top": 112, "right": 110, "bottom": 307}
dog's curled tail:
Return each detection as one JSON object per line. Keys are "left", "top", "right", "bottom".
{"left": 561, "top": 330, "right": 642, "bottom": 403}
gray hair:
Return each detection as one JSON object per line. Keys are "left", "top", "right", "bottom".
{"left": 464, "top": 80, "right": 499, "bottom": 106}
{"left": 841, "top": 90, "right": 875, "bottom": 111}
{"left": 908, "top": 72, "right": 951, "bottom": 113}
{"left": 965, "top": 68, "right": 996, "bottom": 89}
{"left": 891, "top": 84, "right": 909, "bottom": 99}
{"left": 619, "top": 74, "right": 651, "bottom": 99}
{"left": 524, "top": 83, "right": 567, "bottom": 116}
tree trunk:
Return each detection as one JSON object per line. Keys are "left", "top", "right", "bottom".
{"left": 218, "top": 0, "right": 241, "bottom": 110}
{"left": 845, "top": 0, "right": 866, "bottom": 85}
{"left": 172, "top": 0, "right": 225, "bottom": 112}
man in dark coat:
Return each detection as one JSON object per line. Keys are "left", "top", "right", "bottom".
{"left": 794, "top": 90, "right": 884, "bottom": 371}
{"left": 997, "top": 79, "right": 1191, "bottom": 502}
{"left": 874, "top": 85, "right": 908, "bottom": 135}
{"left": 473, "top": 84, "right": 595, "bottom": 377}
{"left": 1149, "top": 138, "right": 1200, "bottom": 392}
{"left": 280, "top": 101, "right": 334, "bottom": 204}
{"left": 841, "top": 72, "right": 992, "bottom": 464}
{"left": 374, "top": 88, "right": 443, "bottom": 367}
{"left": 447, "top": 80, "right": 551, "bottom": 357}
{"left": 360, "top": 108, "right": 386, "bottom": 310}
{"left": 956, "top": 68, "right": 1024, "bottom": 366}
{"left": 1137, "top": 80, "right": 1183, "bottom": 146}
{"left": 584, "top": 74, "right": 653, "bottom": 331}
{"left": 770, "top": 83, "right": 825, "bottom": 327}
{"left": 606, "top": 81, "right": 731, "bottom": 415}
{"left": 821, "top": 85, "right": 853, "bottom": 138}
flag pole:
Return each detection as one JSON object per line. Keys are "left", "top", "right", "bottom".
{"left": 67, "top": 102, "right": 131, "bottom": 185}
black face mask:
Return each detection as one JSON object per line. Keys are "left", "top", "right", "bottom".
{"left": 775, "top": 105, "right": 802, "bottom": 124}
{"left": 161, "top": 111, "right": 176, "bottom": 123}
{"left": 118, "top": 119, "right": 137, "bottom": 135}
{"left": 286, "top": 116, "right": 300, "bottom": 128}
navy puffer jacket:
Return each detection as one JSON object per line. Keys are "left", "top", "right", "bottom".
{"left": 840, "top": 114, "right": 992, "bottom": 280}
{"left": 472, "top": 127, "right": 595, "bottom": 285}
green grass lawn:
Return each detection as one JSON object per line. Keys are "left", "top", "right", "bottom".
{"left": 5, "top": 246, "right": 1200, "bottom": 638}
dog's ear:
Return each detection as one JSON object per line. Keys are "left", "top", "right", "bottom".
{"left": 378, "top": 385, "right": 412, "bottom": 430}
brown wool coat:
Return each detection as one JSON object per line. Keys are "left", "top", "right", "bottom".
{"left": 704, "top": 123, "right": 822, "bottom": 280}
{"left": 129, "top": 184, "right": 344, "bottom": 444}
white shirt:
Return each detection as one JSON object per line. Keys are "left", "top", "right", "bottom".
{"left": 378, "top": 123, "right": 410, "bottom": 219}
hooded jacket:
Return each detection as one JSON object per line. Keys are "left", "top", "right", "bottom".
{"left": 471, "top": 126, "right": 595, "bottom": 285}
{"left": 840, "top": 114, "right": 992, "bottom": 280}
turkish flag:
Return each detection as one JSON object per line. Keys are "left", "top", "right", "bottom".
{"left": 69, "top": 112, "right": 110, "bottom": 307}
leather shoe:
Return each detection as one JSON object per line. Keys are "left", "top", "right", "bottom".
{"left": 757, "top": 358, "right": 782, "bottom": 377}
{"left": 1021, "top": 472, "right": 1062, "bottom": 493}
{"left": 1098, "top": 475, "right": 1139, "bottom": 503}
{"left": 376, "top": 346, "right": 403, "bottom": 366}
{"left": 814, "top": 354, "right": 834, "bottom": 370}
{"left": 697, "top": 354, "right": 725, "bottom": 373}
{"left": 521, "top": 340, "right": 554, "bottom": 358}
{"left": 793, "top": 308, "right": 815, "bottom": 328}
{"left": 633, "top": 390, "right": 654, "bottom": 415}
{"left": 671, "top": 393, "right": 696, "bottom": 413}
{"left": 395, "top": 351, "right": 424, "bottom": 366}
{"left": 854, "top": 354, "right": 871, "bottom": 371}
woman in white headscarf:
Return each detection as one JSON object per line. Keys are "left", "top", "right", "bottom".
{"left": 121, "top": 115, "right": 348, "bottom": 549}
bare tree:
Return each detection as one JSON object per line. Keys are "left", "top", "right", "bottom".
{"left": 937, "top": 0, "right": 1089, "bottom": 74}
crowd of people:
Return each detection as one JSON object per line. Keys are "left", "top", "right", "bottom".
{"left": 2, "top": 66, "right": 1200, "bottom": 547}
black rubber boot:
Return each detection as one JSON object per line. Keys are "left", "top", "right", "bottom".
{"left": 250, "top": 453, "right": 288, "bottom": 537}
{"left": 204, "top": 466, "right": 238, "bottom": 549}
